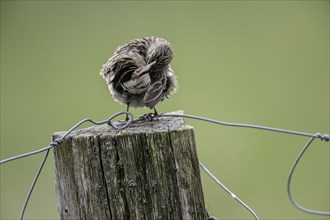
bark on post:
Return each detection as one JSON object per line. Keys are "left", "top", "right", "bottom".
{"left": 52, "top": 112, "right": 207, "bottom": 219}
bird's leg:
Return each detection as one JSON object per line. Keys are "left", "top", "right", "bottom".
{"left": 153, "top": 108, "right": 158, "bottom": 116}
{"left": 125, "top": 103, "right": 130, "bottom": 121}
{"left": 152, "top": 108, "right": 161, "bottom": 121}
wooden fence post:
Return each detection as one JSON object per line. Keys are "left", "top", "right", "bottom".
{"left": 52, "top": 113, "right": 207, "bottom": 219}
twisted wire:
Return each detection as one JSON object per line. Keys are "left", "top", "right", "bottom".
{"left": 0, "top": 111, "right": 133, "bottom": 220}
{"left": 0, "top": 111, "right": 329, "bottom": 220}
{"left": 0, "top": 111, "right": 133, "bottom": 165}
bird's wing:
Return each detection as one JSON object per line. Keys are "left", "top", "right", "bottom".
{"left": 143, "top": 74, "right": 166, "bottom": 109}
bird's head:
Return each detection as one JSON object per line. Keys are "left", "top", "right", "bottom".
{"left": 146, "top": 40, "right": 173, "bottom": 70}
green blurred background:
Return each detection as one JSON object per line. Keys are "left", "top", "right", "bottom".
{"left": 1, "top": 1, "right": 329, "bottom": 219}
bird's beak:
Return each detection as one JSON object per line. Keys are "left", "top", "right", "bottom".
{"left": 136, "top": 61, "right": 156, "bottom": 76}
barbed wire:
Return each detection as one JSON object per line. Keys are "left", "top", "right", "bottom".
{"left": 0, "top": 111, "right": 329, "bottom": 220}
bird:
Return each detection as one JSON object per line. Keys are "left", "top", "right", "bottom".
{"left": 100, "top": 37, "right": 178, "bottom": 120}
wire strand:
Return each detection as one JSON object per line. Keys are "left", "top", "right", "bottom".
{"left": 19, "top": 149, "right": 50, "bottom": 220}
{"left": 157, "top": 113, "right": 330, "bottom": 141}
{"left": 0, "top": 111, "right": 328, "bottom": 219}
{"left": 287, "top": 135, "right": 330, "bottom": 215}
{"left": 199, "top": 162, "right": 259, "bottom": 220}
{"left": 0, "top": 112, "right": 133, "bottom": 220}
{"left": 0, "top": 112, "right": 133, "bottom": 165}
{"left": 0, "top": 145, "right": 54, "bottom": 165}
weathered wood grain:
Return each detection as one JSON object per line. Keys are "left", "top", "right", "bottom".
{"left": 53, "top": 113, "right": 207, "bottom": 220}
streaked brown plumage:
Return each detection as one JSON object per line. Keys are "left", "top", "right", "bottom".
{"left": 100, "top": 37, "right": 177, "bottom": 116}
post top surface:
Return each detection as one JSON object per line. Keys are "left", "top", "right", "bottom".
{"left": 53, "top": 111, "right": 193, "bottom": 138}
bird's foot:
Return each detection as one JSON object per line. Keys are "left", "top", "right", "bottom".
{"left": 139, "top": 112, "right": 162, "bottom": 121}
